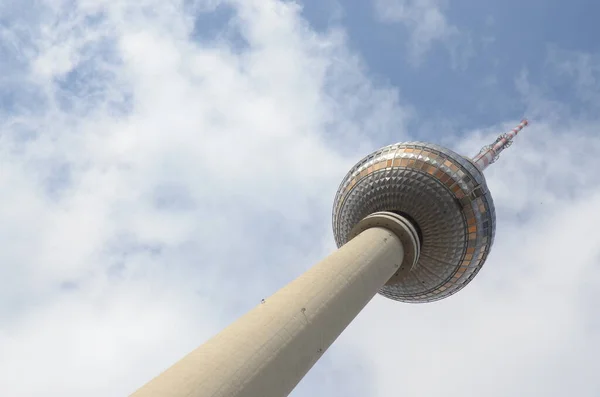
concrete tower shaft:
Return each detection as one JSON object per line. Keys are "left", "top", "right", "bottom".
{"left": 131, "top": 212, "right": 419, "bottom": 397}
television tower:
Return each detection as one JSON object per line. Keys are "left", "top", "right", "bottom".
{"left": 131, "top": 120, "right": 529, "bottom": 397}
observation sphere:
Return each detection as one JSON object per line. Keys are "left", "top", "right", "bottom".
{"left": 332, "top": 142, "right": 496, "bottom": 303}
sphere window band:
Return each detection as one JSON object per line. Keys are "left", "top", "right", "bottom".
{"left": 332, "top": 142, "right": 496, "bottom": 303}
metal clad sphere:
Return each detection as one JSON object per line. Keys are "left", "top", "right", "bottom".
{"left": 332, "top": 142, "right": 496, "bottom": 303}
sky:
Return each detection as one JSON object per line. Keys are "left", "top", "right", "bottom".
{"left": 0, "top": 0, "right": 599, "bottom": 396}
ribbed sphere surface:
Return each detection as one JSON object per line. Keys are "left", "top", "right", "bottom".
{"left": 332, "top": 142, "right": 496, "bottom": 303}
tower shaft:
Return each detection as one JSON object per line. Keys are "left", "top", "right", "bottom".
{"left": 131, "top": 226, "right": 405, "bottom": 397}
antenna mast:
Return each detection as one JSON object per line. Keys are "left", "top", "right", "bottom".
{"left": 472, "top": 119, "right": 529, "bottom": 170}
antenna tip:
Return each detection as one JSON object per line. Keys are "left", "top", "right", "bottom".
{"left": 522, "top": 118, "right": 529, "bottom": 126}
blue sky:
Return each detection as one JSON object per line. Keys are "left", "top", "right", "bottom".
{"left": 300, "top": 0, "right": 600, "bottom": 135}
{"left": 0, "top": 1, "right": 599, "bottom": 396}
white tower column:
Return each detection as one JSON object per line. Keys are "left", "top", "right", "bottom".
{"left": 131, "top": 213, "right": 419, "bottom": 397}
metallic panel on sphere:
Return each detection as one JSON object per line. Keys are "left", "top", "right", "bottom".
{"left": 332, "top": 142, "right": 496, "bottom": 303}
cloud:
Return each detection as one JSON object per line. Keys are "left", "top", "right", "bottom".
{"left": 373, "top": 0, "right": 464, "bottom": 65}
{"left": 2, "top": 1, "right": 600, "bottom": 397}
{"left": 0, "top": 0, "right": 410, "bottom": 395}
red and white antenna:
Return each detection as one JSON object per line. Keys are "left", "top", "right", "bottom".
{"left": 472, "top": 119, "right": 529, "bottom": 171}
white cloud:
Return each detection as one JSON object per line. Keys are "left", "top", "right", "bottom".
{"left": 0, "top": 0, "right": 409, "bottom": 395}
{"left": 1, "top": 1, "right": 600, "bottom": 397}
